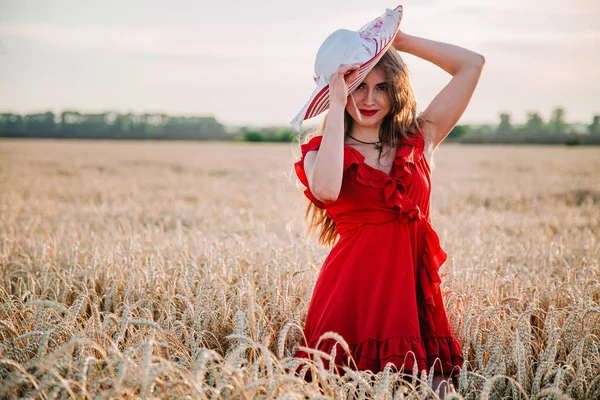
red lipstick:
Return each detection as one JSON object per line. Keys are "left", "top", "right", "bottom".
{"left": 359, "top": 109, "right": 377, "bottom": 116}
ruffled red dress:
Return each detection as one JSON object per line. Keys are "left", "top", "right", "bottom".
{"left": 293, "top": 133, "right": 463, "bottom": 374}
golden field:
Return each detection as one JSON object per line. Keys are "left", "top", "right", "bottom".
{"left": 0, "top": 139, "right": 599, "bottom": 399}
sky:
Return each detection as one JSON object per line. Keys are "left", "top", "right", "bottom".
{"left": 0, "top": 0, "right": 598, "bottom": 128}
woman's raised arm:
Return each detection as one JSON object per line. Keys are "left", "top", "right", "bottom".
{"left": 393, "top": 32, "right": 485, "bottom": 149}
{"left": 303, "top": 64, "right": 359, "bottom": 203}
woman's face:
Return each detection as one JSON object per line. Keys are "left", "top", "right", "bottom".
{"left": 345, "top": 67, "right": 391, "bottom": 129}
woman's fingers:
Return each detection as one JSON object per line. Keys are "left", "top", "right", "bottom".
{"left": 329, "top": 63, "right": 361, "bottom": 105}
{"left": 331, "top": 64, "right": 360, "bottom": 85}
{"left": 340, "top": 64, "right": 361, "bottom": 86}
{"left": 344, "top": 67, "right": 360, "bottom": 83}
{"left": 329, "top": 64, "right": 358, "bottom": 83}
{"left": 338, "top": 63, "right": 360, "bottom": 76}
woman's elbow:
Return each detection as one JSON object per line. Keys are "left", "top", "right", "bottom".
{"left": 474, "top": 53, "right": 485, "bottom": 68}
{"left": 460, "top": 53, "right": 485, "bottom": 76}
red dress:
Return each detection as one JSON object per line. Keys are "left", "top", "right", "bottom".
{"left": 293, "top": 133, "right": 463, "bottom": 374}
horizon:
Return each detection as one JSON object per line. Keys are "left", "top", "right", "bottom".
{"left": 0, "top": 109, "right": 600, "bottom": 131}
{"left": 1, "top": 0, "right": 599, "bottom": 127}
{"left": 1, "top": 108, "right": 595, "bottom": 131}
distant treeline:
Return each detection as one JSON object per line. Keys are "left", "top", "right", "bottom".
{"left": 450, "top": 108, "right": 600, "bottom": 145}
{"left": 240, "top": 127, "right": 295, "bottom": 142}
{"left": 1, "top": 107, "right": 599, "bottom": 145}
{"left": 0, "top": 111, "right": 230, "bottom": 140}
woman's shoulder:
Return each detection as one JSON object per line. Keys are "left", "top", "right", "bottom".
{"left": 299, "top": 135, "right": 324, "bottom": 155}
{"left": 297, "top": 135, "right": 364, "bottom": 172}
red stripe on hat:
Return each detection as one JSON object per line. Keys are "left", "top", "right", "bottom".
{"left": 305, "top": 85, "right": 330, "bottom": 120}
{"left": 311, "top": 90, "right": 331, "bottom": 118}
{"left": 347, "top": 51, "right": 382, "bottom": 92}
{"left": 315, "top": 98, "right": 330, "bottom": 116}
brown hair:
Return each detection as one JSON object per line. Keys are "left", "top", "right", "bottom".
{"left": 300, "top": 49, "right": 427, "bottom": 247}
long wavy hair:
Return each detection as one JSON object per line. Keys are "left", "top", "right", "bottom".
{"left": 300, "top": 49, "right": 427, "bottom": 247}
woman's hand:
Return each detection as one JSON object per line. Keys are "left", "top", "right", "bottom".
{"left": 328, "top": 64, "right": 360, "bottom": 107}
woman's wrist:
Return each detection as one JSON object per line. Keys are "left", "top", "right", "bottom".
{"left": 325, "top": 103, "right": 345, "bottom": 128}
{"left": 323, "top": 102, "right": 345, "bottom": 140}
{"left": 392, "top": 31, "right": 409, "bottom": 52}
{"left": 329, "top": 101, "right": 347, "bottom": 111}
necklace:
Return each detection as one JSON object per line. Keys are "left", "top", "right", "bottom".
{"left": 347, "top": 133, "right": 383, "bottom": 153}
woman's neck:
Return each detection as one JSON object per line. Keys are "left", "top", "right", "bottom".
{"left": 347, "top": 124, "right": 382, "bottom": 144}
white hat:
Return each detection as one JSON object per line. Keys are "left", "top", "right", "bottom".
{"left": 291, "top": 5, "right": 403, "bottom": 132}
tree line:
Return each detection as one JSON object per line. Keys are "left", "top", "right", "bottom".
{"left": 449, "top": 108, "right": 600, "bottom": 145}
{"left": 1, "top": 107, "right": 599, "bottom": 145}
{"left": 0, "top": 111, "right": 229, "bottom": 141}
{"left": 0, "top": 110, "right": 299, "bottom": 143}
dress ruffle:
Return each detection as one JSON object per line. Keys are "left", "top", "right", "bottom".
{"left": 421, "top": 225, "right": 447, "bottom": 311}
{"left": 294, "top": 137, "right": 328, "bottom": 209}
{"left": 296, "top": 333, "right": 463, "bottom": 374}
{"left": 295, "top": 135, "right": 425, "bottom": 214}
{"left": 423, "top": 335, "right": 464, "bottom": 373}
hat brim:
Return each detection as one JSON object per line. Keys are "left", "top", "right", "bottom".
{"left": 291, "top": 5, "right": 403, "bottom": 130}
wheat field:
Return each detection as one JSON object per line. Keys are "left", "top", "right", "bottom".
{"left": 0, "top": 139, "right": 599, "bottom": 399}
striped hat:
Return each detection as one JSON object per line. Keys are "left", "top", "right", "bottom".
{"left": 291, "top": 5, "right": 403, "bottom": 132}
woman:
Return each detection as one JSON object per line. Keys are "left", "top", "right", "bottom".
{"left": 292, "top": 10, "right": 485, "bottom": 397}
